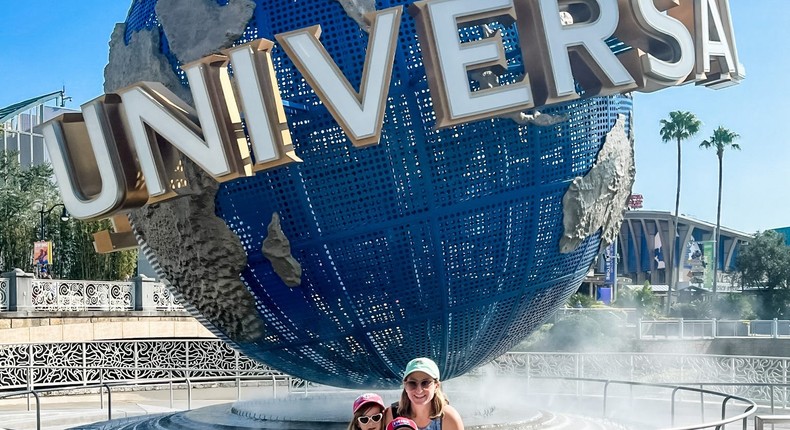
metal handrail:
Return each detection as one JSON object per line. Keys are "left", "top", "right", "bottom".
{"left": 754, "top": 414, "right": 790, "bottom": 430}
{"left": 0, "top": 373, "right": 295, "bottom": 429}
{"left": 101, "top": 383, "right": 111, "bottom": 421}
{"left": 639, "top": 318, "right": 790, "bottom": 339}
{"left": 0, "top": 390, "right": 40, "bottom": 430}
{"left": 527, "top": 376, "right": 756, "bottom": 430}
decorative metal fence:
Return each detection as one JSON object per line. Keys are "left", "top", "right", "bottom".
{"left": 1, "top": 340, "right": 789, "bottom": 411}
{"left": 549, "top": 309, "right": 790, "bottom": 339}
{"left": 150, "top": 282, "right": 183, "bottom": 311}
{"left": 0, "top": 278, "right": 183, "bottom": 312}
{"left": 0, "top": 339, "right": 272, "bottom": 392}
{"left": 489, "top": 352, "right": 790, "bottom": 408}
{"left": 639, "top": 319, "right": 790, "bottom": 339}
{"left": 0, "top": 278, "right": 8, "bottom": 311}
{"left": 30, "top": 280, "right": 135, "bottom": 311}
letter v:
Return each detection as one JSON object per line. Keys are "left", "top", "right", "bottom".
{"left": 276, "top": 7, "right": 402, "bottom": 148}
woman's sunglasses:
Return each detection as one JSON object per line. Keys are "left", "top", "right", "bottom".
{"left": 358, "top": 413, "right": 384, "bottom": 424}
{"left": 404, "top": 379, "right": 435, "bottom": 390}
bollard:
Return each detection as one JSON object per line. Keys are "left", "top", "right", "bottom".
{"left": 101, "top": 384, "right": 112, "bottom": 421}
{"left": 187, "top": 378, "right": 192, "bottom": 410}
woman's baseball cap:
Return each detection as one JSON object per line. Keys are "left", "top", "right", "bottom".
{"left": 353, "top": 393, "right": 385, "bottom": 413}
{"left": 387, "top": 417, "right": 418, "bottom": 430}
{"left": 403, "top": 357, "right": 440, "bottom": 380}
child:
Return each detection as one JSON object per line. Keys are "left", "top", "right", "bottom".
{"left": 388, "top": 417, "right": 418, "bottom": 430}
{"left": 350, "top": 393, "right": 386, "bottom": 430}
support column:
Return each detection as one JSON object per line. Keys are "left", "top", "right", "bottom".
{"left": 2, "top": 268, "right": 35, "bottom": 312}
{"left": 133, "top": 275, "right": 159, "bottom": 311}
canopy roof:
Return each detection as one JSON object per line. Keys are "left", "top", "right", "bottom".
{"left": 0, "top": 91, "right": 62, "bottom": 124}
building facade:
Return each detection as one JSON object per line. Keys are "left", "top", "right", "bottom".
{"left": 0, "top": 91, "right": 73, "bottom": 167}
{"left": 617, "top": 210, "right": 753, "bottom": 289}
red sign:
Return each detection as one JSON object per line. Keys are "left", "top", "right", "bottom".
{"left": 628, "top": 194, "right": 643, "bottom": 209}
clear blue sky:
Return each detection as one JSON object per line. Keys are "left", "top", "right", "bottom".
{"left": 0, "top": 1, "right": 784, "bottom": 234}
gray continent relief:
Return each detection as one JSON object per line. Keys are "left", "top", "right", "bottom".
{"left": 104, "top": 21, "right": 264, "bottom": 343}
{"left": 334, "top": 0, "right": 377, "bottom": 32}
{"left": 155, "top": 0, "right": 256, "bottom": 63}
{"left": 105, "top": 24, "right": 192, "bottom": 104}
{"left": 560, "top": 114, "right": 635, "bottom": 253}
{"left": 262, "top": 213, "right": 303, "bottom": 288}
{"left": 130, "top": 160, "right": 264, "bottom": 343}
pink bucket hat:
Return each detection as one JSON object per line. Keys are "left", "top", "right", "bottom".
{"left": 353, "top": 393, "right": 385, "bottom": 413}
{"left": 387, "top": 417, "right": 418, "bottom": 430}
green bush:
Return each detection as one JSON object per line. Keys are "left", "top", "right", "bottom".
{"left": 567, "top": 293, "right": 597, "bottom": 308}
{"left": 671, "top": 300, "right": 712, "bottom": 319}
{"left": 712, "top": 294, "right": 756, "bottom": 320}
{"left": 613, "top": 284, "right": 660, "bottom": 318}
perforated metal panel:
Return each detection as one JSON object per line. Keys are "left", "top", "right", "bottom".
{"left": 124, "top": 0, "right": 633, "bottom": 388}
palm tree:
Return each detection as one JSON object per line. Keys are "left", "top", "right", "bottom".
{"left": 699, "top": 126, "right": 740, "bottom": 296}
{"left": 659, "top": 111, "right": 702, "bottom": 312}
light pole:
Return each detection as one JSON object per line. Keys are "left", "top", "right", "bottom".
{"left": 38, "top": 203, "right": 69, "bottom": 241}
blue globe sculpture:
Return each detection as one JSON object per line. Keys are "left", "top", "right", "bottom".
{"left": 123, "top": 0, "right": 632, "bottom": 388}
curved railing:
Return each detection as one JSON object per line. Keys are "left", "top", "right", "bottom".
{"left": 3, "top": 341, "right": 790, "bottom": 406}
{"left": 0, "top": 373, "right": 295, "bottom": 430}
{"left": 0, "top": 371, "right": 756, "bottom": 430}
{"left": 526, "top": 376, "right": 756, "bottom": 429}
{"left": 490, "top": 351, "right": 790, "bottom": 408}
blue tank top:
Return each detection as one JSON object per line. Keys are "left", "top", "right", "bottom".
{"left": 390, "top": 402, "right": 443, "bottom": 430}
{"left": 419, "top": 416, "right": 442, "bottom": 430}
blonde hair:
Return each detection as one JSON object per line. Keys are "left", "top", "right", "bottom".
{"left": 398, "top": 380, "right": 448, "bottom": 419}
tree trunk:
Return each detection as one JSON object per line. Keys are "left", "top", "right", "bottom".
{"left": 713, "top": 153, "right": 723, "bottom": 295}
{"left": 669, "top": 136, "right": 682, "bottom": 313}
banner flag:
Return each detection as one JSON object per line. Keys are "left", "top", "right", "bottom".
{"left": 682, "top": 240, "right": 704, "bottom": 283}
{"left": 702, "top": 241, "right": 715, "bottom": 290}
{"left": 32, "top": 241, "right": 53, "bottom": 276}
{"left": 654, "top": 231, "right": 665, "bottom": 269}
{"left": 604, "top": 242, "right": 616, "bottom": 285}
{"left": 686, "top": 240, "right": 702, "bottom": 268}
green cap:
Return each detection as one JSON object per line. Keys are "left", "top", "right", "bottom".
{"left": 403, "top": 357, "right": 440, "bottom": 380}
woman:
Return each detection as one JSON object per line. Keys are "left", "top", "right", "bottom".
{"left": 384, "top": 357, "right": 464, "bottom": 430}
{"left": 349, "top": 393, "right": 386, "bottom": 430}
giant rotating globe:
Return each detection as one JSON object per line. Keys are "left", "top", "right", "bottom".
{"left": 120, "top": 0, "right": 632, "bottom": 388}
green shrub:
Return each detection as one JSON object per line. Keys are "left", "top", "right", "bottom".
{"left": 567, "top": 293, "right": 598, "bottom": 308}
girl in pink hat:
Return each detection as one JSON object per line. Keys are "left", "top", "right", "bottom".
{"left": 350, "top": 393, "right": 386, "bottom": 430}
{"left": 384, "top": 357, "right": 464, "bottom": 430}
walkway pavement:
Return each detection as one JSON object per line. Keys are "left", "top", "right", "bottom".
{"left": 0, "top": 385, "right": 277, "bottom": 429}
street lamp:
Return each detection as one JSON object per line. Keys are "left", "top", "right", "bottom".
{"left": 38, "top": 203, "right": 70, "bottom": 241}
